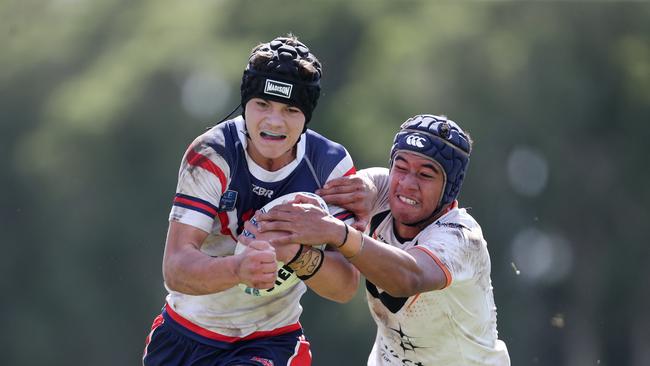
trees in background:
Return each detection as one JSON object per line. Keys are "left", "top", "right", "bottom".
{"left": 1, "top": 1, "right": 649, "bottom": 365}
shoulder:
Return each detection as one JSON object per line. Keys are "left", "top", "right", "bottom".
{"left": 417, "top": 208, "right": 489, "bottom": 284}
{"left": 422, "top": 208, "right": 484, "bottom": 247}
{"left": 186, "top": 118, "right": 244, "bottom": 162}
{"left": 302, "top": 129, "right": 355, "bottom": 179}
{"left": 304, "top": 129, "right": 350, "bottom": 157}
{"left": 198, "top": 118, "right": 243, "bottom": 148}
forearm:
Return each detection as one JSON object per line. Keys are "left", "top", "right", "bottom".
{"left": 163, "top": 248, "right": 240, "bottom": 295}
{"left": 303, "top": 249, "right": 360, "bottom": 303}
{"left": 337, "top": 228, "right": 424, "bottom": 297}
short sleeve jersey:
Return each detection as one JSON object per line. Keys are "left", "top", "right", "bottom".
{"left": 165, "top": 116, "right": 355, "bottom": 339}
{"left": 360, "top": 168, "right": 510, "bottom": 366}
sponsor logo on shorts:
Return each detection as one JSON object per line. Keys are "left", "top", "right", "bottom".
{"left": 264, "top": 79, "right": 293, "bottom": 99}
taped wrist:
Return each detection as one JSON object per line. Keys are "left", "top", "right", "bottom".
{"left": 337, "top": 223, "right": 349, "bottom": 248}
{"left": 286, "top": 245, "right": 305, "bottom": 266}
{"left": 288, "top": 247, "right": 325, "bottom": 281}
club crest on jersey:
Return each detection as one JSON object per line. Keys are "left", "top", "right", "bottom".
{"left": 218, "top": 190, "right": 238, "bottom": 212}
{"left": 252, "top": 184, "right": 274, "bottom": 198}
{"left": 264, "top": 79, "right": 293, "bottom": 99}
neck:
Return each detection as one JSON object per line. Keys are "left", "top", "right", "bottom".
{"left": 249, "top": 146, "right": 297, "bottom": 171}
{"left": 395, "top": 201, "right": 457, "bottom": 237}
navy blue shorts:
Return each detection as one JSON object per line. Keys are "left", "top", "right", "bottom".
{"left": 143, "top": 306, "right": 312, "bottom": 366}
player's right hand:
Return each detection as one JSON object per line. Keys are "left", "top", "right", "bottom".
{"left": 242, "top": 219, "right": 300, "bottom": 264}
{"left": 235, "top": 240, "right": 277, "bottom": 290}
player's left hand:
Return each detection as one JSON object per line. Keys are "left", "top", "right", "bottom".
{"left": 316, "top": 174, "right": 376, "bottom": 231}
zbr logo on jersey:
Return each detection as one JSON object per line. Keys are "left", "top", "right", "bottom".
{"left": 405, "top": 133, "right": 427, "bottom": 149}
{"left": 252, "top": 184, "right": 274, "bottom": 198}
{"left": 264, "top": 79, "right": 293, "bottom": 99}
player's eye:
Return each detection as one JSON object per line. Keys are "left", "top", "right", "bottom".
{"left": 251, "top": 98, "right": 269, "bottom": 108}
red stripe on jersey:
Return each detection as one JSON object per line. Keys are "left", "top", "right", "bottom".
{"left": 343, "top": 166, "right": 357, "bottom": 176}
{"left": 173, "top": 196, "right": 218, "bottom": 217}
{"left": 411, "top": 246, "right": 453, "bottom": 289}
{"left": 288, "top": 334, "right": 312, "bottom": 366}
{"left": 165, "top": 303, "right": 302, "bottom": 343}
{"left": 186, "top": 149, "right": 227, "bottom": 194}
{"left": 216, "top": 212, "right": 235, "bottom": 241}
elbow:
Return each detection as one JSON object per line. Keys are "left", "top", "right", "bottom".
{"left": 163, "top": 269, "right": 202, "bottom": 295}
{"left": 333, "top": 294, "right": 355, "bottom": 304}
{"left": 329, "top": 287, "right": 357, "bottom": 304}
{"left": 334, "top": 287, "right": 358, "bottom": 304}
{"left": 318, "top": 268, "right": 360, "bottom": 304}
{"left": 380, "top": 276, "right": 422, "bottom": 298}
{"left": 383, "top": 286, "right": 417, "bottom": 298}
{"left": 163, "top": 264, "right": 180, "bottom": 292}
{"left": 337, "top": 270, "right": 361, "bottom": 303}
{"left": 162, "top": 258, "right": 189, "bottom": 294}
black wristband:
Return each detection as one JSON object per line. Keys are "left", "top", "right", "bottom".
{"left": 337, "top": 223, "right": 350, "bottom": 248}
{"left": 297, "top": 248, "right": 325, "bottom": 281}
{"left": 286, "top": 244, "right": 305, "bottom": 266}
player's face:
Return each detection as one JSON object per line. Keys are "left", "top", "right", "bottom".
{"left": 244, "top": 98, "right": 306, "bottom": 171}
{"left": 388, "top": 151, "right": 445, "bottom": 239}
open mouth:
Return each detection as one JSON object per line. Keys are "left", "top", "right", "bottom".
{"left": 260, "top": 131, "right": 287, "bottom": 141}
{"left": 398, "top": 195, "right": 418, "bottom": 206}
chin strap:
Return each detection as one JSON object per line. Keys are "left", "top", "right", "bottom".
{"left": 205, "top": 104, "right": 241, "bottom": 131}
{"left": 218, "top": 104, "right": 241, "bottom": 124}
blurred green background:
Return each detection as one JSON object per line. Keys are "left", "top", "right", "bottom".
{"left": 2, "top": 0, "right": 649, "bottom": 365}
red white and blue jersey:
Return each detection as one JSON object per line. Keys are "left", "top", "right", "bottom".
{"left": 165, "top": 116, "right": 355, "bottom": 341}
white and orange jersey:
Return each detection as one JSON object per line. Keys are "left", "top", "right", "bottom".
{"left": 360, "top": 168, "right": 510, "bottom": 366}
{"left": 165, "top": 116, "right": 356, "bottom": 340}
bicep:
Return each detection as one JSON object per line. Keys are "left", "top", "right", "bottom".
{"left": 408, "top": 246, "right": 451, "bottom": 292}
{"left": 164, "top": 221, "right": 210, "bottom": 264}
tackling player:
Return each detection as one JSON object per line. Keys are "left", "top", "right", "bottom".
{"left": 143, "top": 35, "right": 359, "bottom": 366}
{"left": 254, "top": 114, "right": 511, "bottom": 365}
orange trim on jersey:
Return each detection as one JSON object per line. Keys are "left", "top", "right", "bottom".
{"left": 411, "top": 246, "right": 452, "bottom": 289}
{"left": 405, "top": 293, "right": 421, "bottom": 311}
{"left": 164, "top": 303, "right": 302, "bottom": 343}
{"left": 186, "top": 149, "right": 228, "bottom": 194}
{"left": 343, "top": 166, "right": 357, "bottom": 176}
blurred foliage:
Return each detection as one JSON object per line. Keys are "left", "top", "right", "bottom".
{"left": 2, "top": 1, "right": 649, "bottom": 365}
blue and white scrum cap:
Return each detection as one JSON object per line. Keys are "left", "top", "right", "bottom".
{"left": 390, "top": 114, "right": 472, "bottom": 209}
{"left": 240, "top": 36, "right": 322, "bottom": 124}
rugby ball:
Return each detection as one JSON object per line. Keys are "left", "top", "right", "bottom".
{"left": 235, "top": 191, "right": 328, "bottom": 296}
